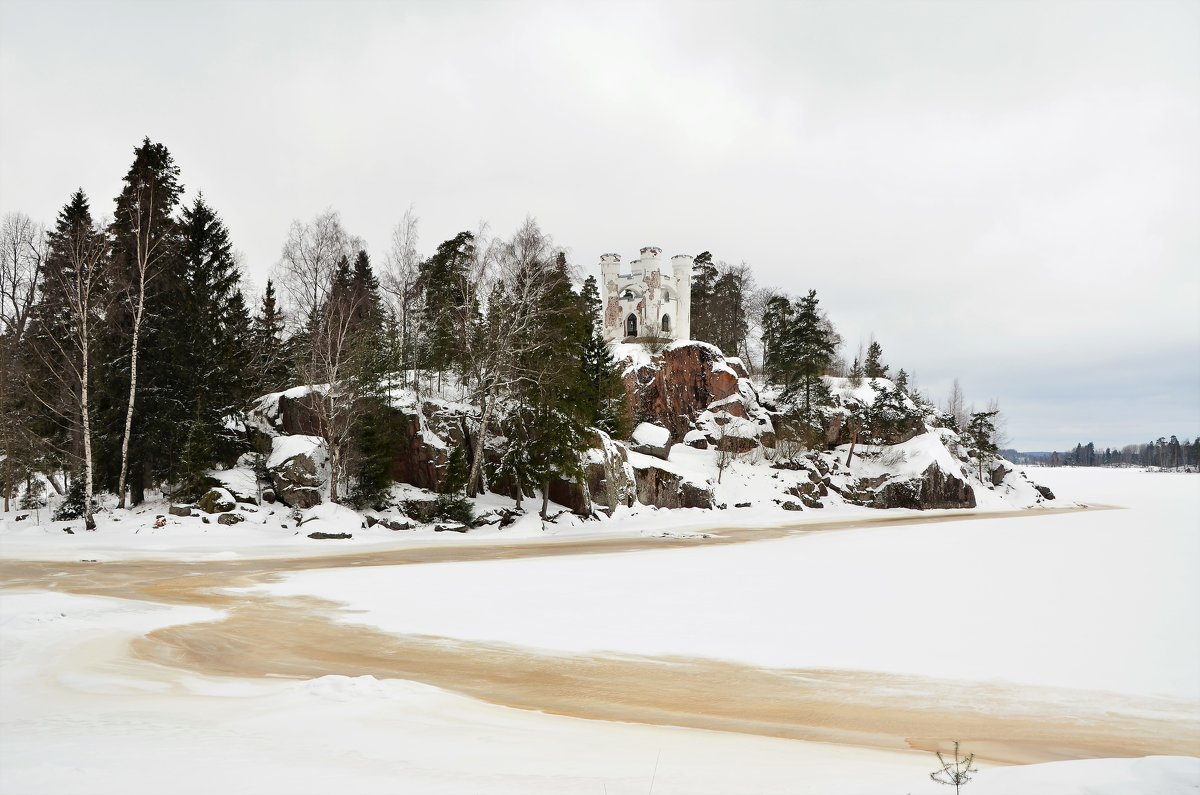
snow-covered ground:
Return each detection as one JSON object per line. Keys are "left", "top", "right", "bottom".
{"left": 1, "top": 589, "right": 1195, "bottom": 794}
{"left": 262, "top": 468, "right": 1200, "bottom": 699}
{"left": 2, "top": 467, "right": 1198, "bottom": 793}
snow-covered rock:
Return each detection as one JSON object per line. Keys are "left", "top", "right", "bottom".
{"left": 618, "top": 340, "right": 775, "bottom": 450}
{"left": 631, "top": 421, "right": 673, "bottom": 460}
{"left": 196, "top": 487, "right": 236, "bottom": 514}
{"left": 267, "top": 435, "right": 329, "bottom": 509}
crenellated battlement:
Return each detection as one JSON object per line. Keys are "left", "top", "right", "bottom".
{"left": 600, "top": 246, "right": 692, "bottom": 343}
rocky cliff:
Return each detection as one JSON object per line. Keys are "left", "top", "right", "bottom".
{"left": 243, "top": 342, "right": 1052, "bottom": 520}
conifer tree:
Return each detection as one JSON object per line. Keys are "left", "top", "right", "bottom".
{"left": 965, "top": 410, "right": 1000, "bottom": 482}
{"left": 22, "top": 193, "right": 92, "bottom": 479}
{"left": 252, "top": 279, "right": 291, "bottom": 392}
{"left": 146, "top": 195, "right": 251, "bottom": 497}
{"left": 25, "top": 191, "right": 108, "bottom": 528}
{"left": 848, "top": 356, "right": 864, "bottom": 387}
{"left": 761, "top": 295, "right": 795, "bottom": 389}
{"left": 106, "top": 138, "right": 184, "bottom": 506}
{"left": 416, "top": 231, "right": 475, "bottom": 388}
{"left": 576, "top": 275, "right": 628, "bottom": 437}
{"left": 689, "top": 251, "right": 718, "bottom": 343}
{"left": 864, "top": 339, "right": 889, "bottom": 378}
{"left": 783, "top": 290, "right": 836, "bottom": 432}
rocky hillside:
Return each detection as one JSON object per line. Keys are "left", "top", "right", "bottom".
{"left": 231, "top": 341, "right": 1053, "bottom": 529}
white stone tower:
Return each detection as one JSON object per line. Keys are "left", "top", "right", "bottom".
{"left": 599, "top": 246, "right": 693, "bottom": 343}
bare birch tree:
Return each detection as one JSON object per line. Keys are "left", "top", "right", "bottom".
{"left": 27, "top": 217, "right": 109, "bottom": 529}
{"left": 0, "top": 213, "right": 46, "bottom": 511}
{"left": 381, "top": 207, "right": 421, "bottom": 387}
{"left": 276, "top": 212, "right": 366, "bottom": 503}
{"left": 296, "top": 268, "right": 378, "bottom": 503}
{"left": 945, "top": 378, "right": 967, "bottom": 429}
{"left": 462, "top": 219, "right": 568, "bottom": 498}
{"left": 275, "top": 210, "right": 358, "bottom": 329}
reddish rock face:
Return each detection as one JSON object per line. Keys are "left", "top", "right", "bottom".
{"left": 624, "top": 343, "right": 744, "bottom": 439}
{"left": 277, "top": 392, "right": 323, "bottom": 436}
{"left": 548, "top": 478, "right": 590, "bottom": 515}
{"left": 275, "top": 392, "right": 450, "bottom": 492}
{"left": 389, "top": 411, "right": 447, "bottom": 492}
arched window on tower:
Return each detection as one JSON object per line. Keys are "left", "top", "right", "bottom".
{"left": 625, "top": 314, "right": 638, "bottom": 338}
{"left": 661, "top": 314, "right": 671, "bottom": 333}
{"left": 621, "top": 288, "right": 635, "bottom": 301}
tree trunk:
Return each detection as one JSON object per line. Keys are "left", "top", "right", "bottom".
{"left": 80, "top": 317, "right": 96, "bottom": 531}
{"left": 540, "top": 478, "right": 550, "bottom": 520}
{"left": 845, "top": 429, "right": 858, "bottom": 468}
{"left": 329, "top": 442, "right": 340, "bottom": 503}
{"left": 116, "top": 287, "right": 145, "bottom": 509}
{"left": 467, "top": 394, "right": 493, "bottom": 498}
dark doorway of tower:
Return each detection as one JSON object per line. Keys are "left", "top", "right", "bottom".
{"left": 626, "top": 314, "right": 638, "bottom": 338}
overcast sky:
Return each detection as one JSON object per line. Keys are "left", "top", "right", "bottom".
{"left": 1, "top": 0, "right": 1197, "bottom": 450}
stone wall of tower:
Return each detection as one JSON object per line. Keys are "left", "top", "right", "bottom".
{"left": 599, "top": 246, "right": 693, "bottom": 344}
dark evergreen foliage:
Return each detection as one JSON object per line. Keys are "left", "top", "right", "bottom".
{"left": 864, "top": 340, "right": 889, "bottom": 379}
{"left": 97, "top": 138, "right": 185, "bottom": 503}
{"left": 762, "top": 290, "right": 836, "bottom": 431}
{"left": 576, "top": 275, "right": 629, "bottom": 437}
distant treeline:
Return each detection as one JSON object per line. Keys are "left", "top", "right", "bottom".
{"left": 1004, "top": 437, "right": 1199, "bottom": 469}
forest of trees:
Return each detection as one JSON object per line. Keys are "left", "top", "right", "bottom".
{"left": 1029, "top": 438, "right": 1199, "bottom": 469}
{"left": 0, "top": 138, "right": 629, "bottom": 523}
{"left": 2, "top": 138, "right": 1020, "bottom": 525}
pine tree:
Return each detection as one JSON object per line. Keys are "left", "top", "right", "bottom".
{"left": 965, "top": 410, "right": 1000, "bottom": 482}
{"left": 711, "top": 266, "right": 749, "bottom": 357}
{"left": 864, "top": 339, "right": 889, "bottom": 378}
{"left": 576, "top": 275, "right": 629, "bottom": 437}
{"left": 252, "top": 279, "right": 291, "bottom": 391}
{"left": 848, "top": 356, "right": 864, "bottom": 387}
{"left": 689, "top": 251, "right": 718, "bottom": 344}
{"left": 496, "top": 407, "right": 538, "bottom": 511}
{"left": 761, "top": 294, "right": 795, "bottom": 389}
{"left": 785, "top": 290, "right": 836, "bottom": 432}
{"left": 416, "top": 231, "right": 475, "bottom": 388}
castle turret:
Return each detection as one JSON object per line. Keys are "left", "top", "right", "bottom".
{"left": 671, "top": 254, "right": 693, "bottom": 341}
{"left": 597, "top": 246, "right": 693, "bottom": 344}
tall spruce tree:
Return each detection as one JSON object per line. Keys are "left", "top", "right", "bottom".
{"left": 690, "top": 251, "right": 718, "bottom": 343}
{"left": 768, "top": 293, "right": 835, "bottom": 441}
{"left": 251, "top": 279, "right": 291, "bottom": 392}
{"left": 167, "top": 195, "right": 253, "bottom": 496}
{"left": 416, "top": 231, "right": 475, "bottom": 388}
{"left": 761, "top": 294, "right": 795, "bottom": 390}
{"left": 104, "top": 138, "right": 184, "bottom": 506}
{"left": 23, "top": 191, "right": 94, "bottom": 477}
{"left": 576, "top": 275, "right": 628, "bottom": 437}
{"left": 24, "top": 191, "right": 108, "bottom": 528}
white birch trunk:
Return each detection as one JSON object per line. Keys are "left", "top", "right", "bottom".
{"left": 116, "top": 286, "right": 144, "bottom": 509}
{"left": 81, "top": 308, "right": 96, "bottom": 530}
